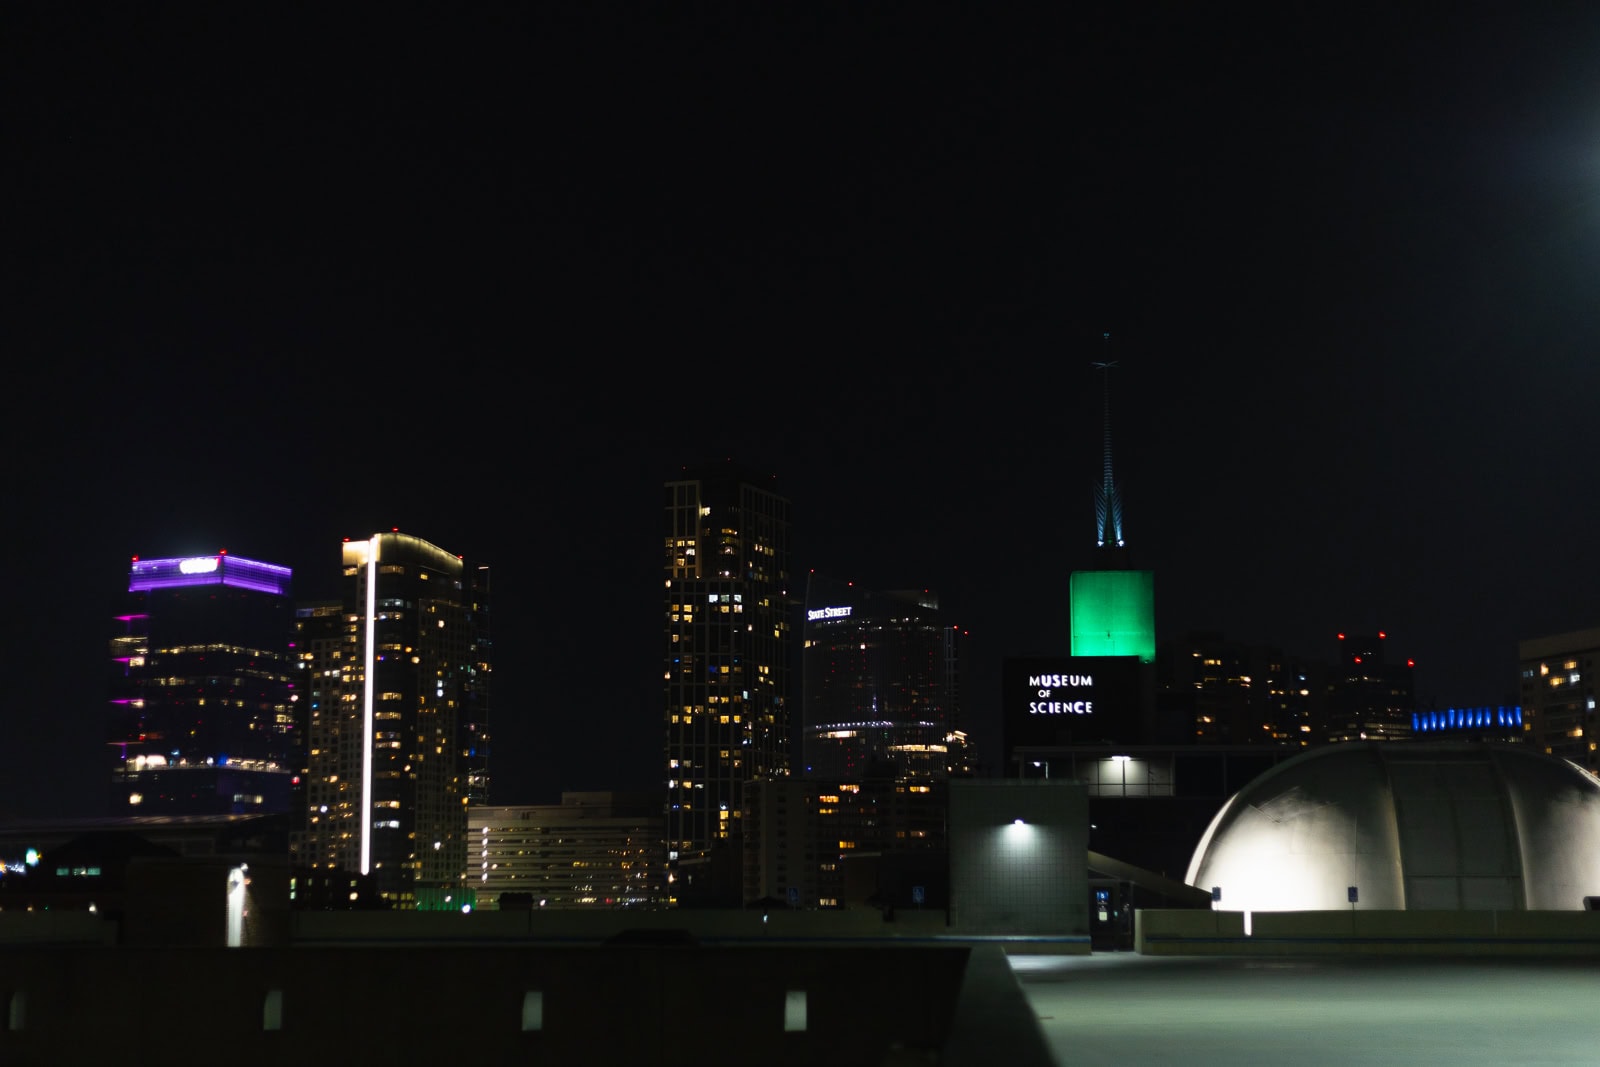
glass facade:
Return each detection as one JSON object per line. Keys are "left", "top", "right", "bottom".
{"left": 109, "top": 553, "right": 296, "bottom": 815}
{"left": 1320, "top": 632, "right": 1414, "bottom": 743}
{"left": 292, "top": 532, "right": 491, "bottom": 909}
{"left": 662, "top": 465, "right": 792, "bottom": 886}
{"left": 800, "top": 573, "right": 968, "bottom": 780}
{"left": 742, "top": 776, "right": 950, "bottom": 910}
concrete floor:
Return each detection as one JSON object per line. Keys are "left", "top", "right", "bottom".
{"left": 1008, "top": 953, "right": 1600, "bottom": 1066}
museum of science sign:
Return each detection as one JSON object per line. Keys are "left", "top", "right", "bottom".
{"left": 1025, "top": 672, "right": 1096, "bottom": 715}
{"left": 1002, "top": 656, "right": 1143, "bottom": 749}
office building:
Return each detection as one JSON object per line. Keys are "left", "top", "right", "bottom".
{"left": 742, "top": 776, "right": 949, "bottom": 911}
{"left": 801, "top": 573, "right": 969, "bottom": 780}
{"left": 1518, "top": 626, "right": 1600, "bottom": 772}
{"left": 292, "top": 532, "right": 490, "bottom": 910}
{"left": 1320, "top": 631, "right": 1414, "bottom": 743}
{"left": 1015, "top": 360, "right": 1158, "bottom": 765}
{"left": 109, "top": 552, "right": 296, "bottom": 815}
{"left": 663, "top": 464, "right": 793, "bottom": 886}
{"left": 460, "top": 562, "right": 493, "bottom": 805}
{"left": 1069, "top": 358, "right": 1155, "bottom": 664}
{"left": 1056, "top": 359, "right": 1158, "bottom": 763}
{"left": 469, "top": 792, "right": 659, "bottom": 910}
{"left": 1158, "top": 632, "right": 1325, "bottom": 746}
{"left": 741, "top": 777, "right": 818, "bottom": 907}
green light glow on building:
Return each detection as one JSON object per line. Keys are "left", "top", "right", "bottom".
{"left": 1070, "top": 569, "right": 1155, "bottom": 663}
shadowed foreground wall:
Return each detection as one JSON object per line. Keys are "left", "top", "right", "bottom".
{"left": 0, "top": 943, "right": 972, "bottom": 1067}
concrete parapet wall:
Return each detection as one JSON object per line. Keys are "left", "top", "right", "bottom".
{"left": 1138, "top": 909, "right": 1600, "bottom": 955}
{"left": 0, "top": 912, "right": 116, "bottom": 947}
{"left": 1133, "top": 907, "right": 1243, "bottom": 947}
{"left": 0, "top": 943, "right": 974, "bottom": 1067}
{"left": 290, "top": 905, "right": 1091, "bottom": 951}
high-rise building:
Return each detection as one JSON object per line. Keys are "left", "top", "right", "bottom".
{"left": 733, "top": 575, "right": 966, "bottom": 914}
{"left": 287, "top": 598, "right": 345, "bottom": 882}
{"left": 741, "top": 776, "right": 950, "bottom": 911}
{"left": 1069, "top": 356, "right": 1155, "bottom": 663}
{"left": 1321, "top": 631, "right": 1414, "bottom": 743}
{"left": 109, "top": 552, "right": 297, "bottom": 815}
{"left": 292, "top": 532, "right": 490, "bottom": 910}
{"left": 1158, "top": 631, "right": 1325, "bottom": 746}
{"left": 459, "top": 563, "right": 493, "bottom": 806}
{"left": 801, "top": 573, "right": 969, "bottom": 779}
{"left": 1518, "top": 626, "right": 1600, "bottom": 772}
{"left": 662, "top": 464, "right": 792, "bottom": 887}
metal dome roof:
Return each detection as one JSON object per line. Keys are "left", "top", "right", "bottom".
{"left": 1184, "top": 741, "right": 1600, "bottom": 911}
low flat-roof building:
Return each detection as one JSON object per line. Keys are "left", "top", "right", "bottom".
{"left": 469, "top": 792, "right": 660, "bottom": 910}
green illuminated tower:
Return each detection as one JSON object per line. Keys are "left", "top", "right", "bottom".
{"left": 1070, "top": 348, "right": 1155, "bottom": 662}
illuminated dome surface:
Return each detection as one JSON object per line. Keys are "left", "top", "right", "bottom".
{"left": 1185, "top": 742, "right": 1600, "bottom": 911}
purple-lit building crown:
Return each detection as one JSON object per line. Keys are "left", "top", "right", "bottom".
{"left": 128, "top": 553, "right": 292, "bottom": 596}
{"left": 110, "top": 550, "right": 297, "bottom": 816}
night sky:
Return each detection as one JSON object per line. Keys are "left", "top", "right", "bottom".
{"left": 9, "top": 6, "right": 1600, "bottom": 817}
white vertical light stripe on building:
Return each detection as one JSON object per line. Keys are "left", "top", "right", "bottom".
{"left": 360, "top": 534, "right": 379, "bottom": 874}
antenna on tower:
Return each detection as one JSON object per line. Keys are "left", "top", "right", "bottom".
{"left": 1091, "top": 334, "right": 1124, "bottom": 550}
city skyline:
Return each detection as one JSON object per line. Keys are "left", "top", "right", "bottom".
{"left": 11, "top": 6, "right": 1600, "bottom": 816}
